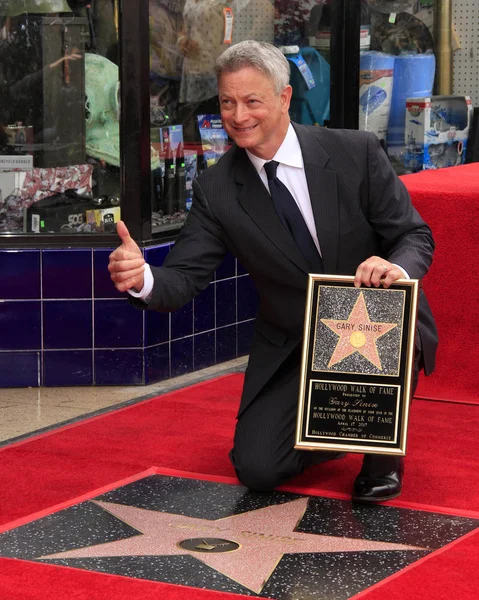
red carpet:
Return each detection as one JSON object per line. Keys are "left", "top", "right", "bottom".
{"left": 0, "top": 373, "right": 478, "bottom": 599}
{"left": 401, "top": 164, "right": 479, "bottom": 404}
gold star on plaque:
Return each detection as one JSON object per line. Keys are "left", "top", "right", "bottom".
{"left": 321, "top": 292, "right": 397, "bottom": 370}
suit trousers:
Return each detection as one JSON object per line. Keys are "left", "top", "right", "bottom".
{"left": 230, "top": 336, "right": 422, "bottom": 492}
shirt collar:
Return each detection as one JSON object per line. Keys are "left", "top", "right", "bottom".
{"left": 245, "top": 123, "right": 304, "bottom": 175}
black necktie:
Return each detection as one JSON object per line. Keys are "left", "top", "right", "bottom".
{"left": 264, "top": 160, "right": 324, "bottom": 272}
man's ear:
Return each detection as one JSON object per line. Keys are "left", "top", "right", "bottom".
{"left": 280, "top": 85, "right": 293, "bottom": 114}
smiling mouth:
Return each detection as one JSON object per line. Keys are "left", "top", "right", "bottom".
{"left": 233, "top": 124, "right": 257, "bottom": 133}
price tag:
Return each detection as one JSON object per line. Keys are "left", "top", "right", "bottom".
{"left": 223, "top": 8, "right": 234, "bottom": 44}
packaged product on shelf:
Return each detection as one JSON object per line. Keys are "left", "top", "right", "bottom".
{"left": 404, "top": 96, "right": 473, "bottom": 172}
{"left": 197, "top": 114, "right": 228, "bottom": 168}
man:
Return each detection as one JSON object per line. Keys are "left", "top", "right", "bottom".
{"left": 109, "top": 41, "right": 438, "bottom": 503}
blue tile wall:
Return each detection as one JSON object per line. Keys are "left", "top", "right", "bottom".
{"left": 237, "top": 275, "right": 259, "bottom": 322}
{"left": 94, "top": 299, "right": 144, "bottom": 349}
{"left": 0, "top": 352, "right": 40, "bottom": 387}
{"left": 0, "top": 250, "right": 40, "bottom": 299}
{"left": 215, "top": 252, "right": 236, "bottom": 281}
{"left": 171, "top": 301, "right": 193, "bottom": 340}
{"left": 44, "top": 350, "right": 93, "bottom": 386}
{"left": 171, "top": 336, "right": 193, "bottom": 378}
{"left": 93, "top": 249, "right": 124, "bottom": 299}
{"left": 145, "top": 310, "right": 169, "bottom": 347}
{"left": 95, "top": 349, "right": 144, "bottom": 385}
{"left": 194, "top": 283, "right": 215, "bottom": 334}
{"left": 0, "top": 244, "right": 255, "bottom": 387}
{"left": 43, "top": 300, "right": 93, "bottom": 349}
{"left": 238, "top": 320, "right": 255, "bottom": 357}
{"left": 145, "top": 342, "right": 170, "bottom": 385}
{"left": 216, "top": 324, "right": 237, "bottom": 363}
{"left": 193, "top": 330, "right": 216, "bottom": 371}
{"left": 144, "top": 244, "right": 170, "bottom": 267}
{"left": 216, "top": 278, "right": 236, "bottom": 328}
{"left": 43, "top": 249, "right": 92, "bottom": 299}
{"left": 0, "top": 301, "right": 41, "bottom": 350}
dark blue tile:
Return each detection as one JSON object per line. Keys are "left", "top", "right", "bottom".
{"left": 237, "top": 275, "right": 259, "bottom": 322}
{"left": 0, "top": 301, "right": 41, "bottom": 350}
{"left": 215, "top": 279, "right": 236, "bottom": 328}
{"left": 43, "top": 300, "right": 92, "bottom": 349}
{"left": 43, "top": 351, "right": 93, "bottom": 386}
{"left": 43, "top": 249, "right": 92, "bottom": 299}
{"left": 171, "top": 336, "right": 193, "bottom": 378}
{"left": 194, "top": 331, "right": 216, "bottom": 370}
{"left": 216, "top": 325, "right": 237, "bottom": 363}
{"left": 145, "top": 310, "right": 170, "bottom": 347}
{"left": 145, "top": 343, "right": 170, "bottom": 384}
{"left": 0, "top": 250, "right": 40, "bottom": 299}
{"left": 144, "top": 243, "right": 169, "bottom": 267}
{"left": 94, "top": 300, "right": 143, "bottom": 348}
{"left": 171, "top": 301, "right": 193, "bottom": 340}
{"left": 215, "top": 253, "right": 236, "bottom": 281}
{"left": 194, "top": 283, "right": 215, "bottom": 334}
{"left": 0, "top": 352, "right": 39, "bottom": 387}
{"left": 237, "top": 260, "right": 248, "bottom": 276}
{"left": 237, "top": 319, "right": 255, "bottom": 356}
{"left": 95, "top": 349, "right": 144, "bottom": 385}
{"left": 93, "top": 248, "right": 124, "bottom": 299}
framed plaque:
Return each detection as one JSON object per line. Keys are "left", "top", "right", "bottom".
{"left": 295, "top": 275, "right": 419, "bottom": 456}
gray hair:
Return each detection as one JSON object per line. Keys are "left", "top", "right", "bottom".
{"left": 214, "top": 41, "right": 290, "bottom": 94}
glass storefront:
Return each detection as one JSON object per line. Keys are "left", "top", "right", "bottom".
{"left": 0, "top": 1, "right": 475, "bottom": 241}
{"left": 148, "top": 0, "right": 335, "bottom": 234}
{"left": 358, "top": 1, "right": 473, "bottom": 174}
{"left": 0, "top": 1, "right": 342, "bottom": 240}
{"left": 0, "top": 0, "right": 120, "bottom": 236}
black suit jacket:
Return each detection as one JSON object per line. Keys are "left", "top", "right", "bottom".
{"left": 142, "top": 124, "right": 438, "bottom": 416}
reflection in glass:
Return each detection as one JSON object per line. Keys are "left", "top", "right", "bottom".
{"left": 358, "top": 1, "right": 439, "bottom": 174}
{"left": 148, "top": 0, "right": 332, "bottom": 235}
{"left": 0, "top": 0, "right": 121, "bottom": 234}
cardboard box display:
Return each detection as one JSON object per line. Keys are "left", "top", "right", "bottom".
{"left": 404, "top": 95, "right": 473, "bottom": 171}
{"left": 85, "top": 206, "right": 121, "bottom": 232}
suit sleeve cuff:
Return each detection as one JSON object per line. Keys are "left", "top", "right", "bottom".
{"left": 392, "top": 264, "right": 410, "bottom": 279}
{"left": 127, "top": 264, "right": 154, "bottom": 303}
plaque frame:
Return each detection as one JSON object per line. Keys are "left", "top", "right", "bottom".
{"left": 295, "top": 275, "right": 419, "bottom": 456}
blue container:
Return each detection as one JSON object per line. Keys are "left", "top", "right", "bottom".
{"left": 387, "top": 53, "right": 436, "bottom": 151}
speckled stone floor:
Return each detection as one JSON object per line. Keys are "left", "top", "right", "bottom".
{"left": 0, "top": 357, "right": 247, "bottom": 446}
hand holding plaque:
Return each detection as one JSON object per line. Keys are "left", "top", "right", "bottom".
{"left": 295, "top": 275, "right": 419, "bottom": 456}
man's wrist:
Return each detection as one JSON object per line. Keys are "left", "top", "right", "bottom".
{"left": 392, "top": 264, "right": 410, "bottom": 279}
{"left": 127, "top": 264, "right": 154, "bottom": 301}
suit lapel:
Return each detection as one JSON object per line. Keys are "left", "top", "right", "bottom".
{"left": 294, "top": 124, "right": 340, "bottom": 274}
{"left": 235, "top": 148, "right": 310, "bottom": 274}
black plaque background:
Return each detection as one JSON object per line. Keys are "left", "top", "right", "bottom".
{"left": 297, "top": 279, "right": 417, "bottom": 454}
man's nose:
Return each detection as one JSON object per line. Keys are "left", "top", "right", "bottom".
{"left": 233, "top": 103, "right": 249, "bottom": 123}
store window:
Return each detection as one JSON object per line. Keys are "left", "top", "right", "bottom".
{"left": 148, "top": 0, "right": 333, "bottom": 235}
{"left": 358, "top": 1, "right": 473, "bottom": 175}
{"left": 0, "top": 1, "right": 120, "bottom": 235}
{"left": 0, "top": 1, "right": 341, "bottom": 241}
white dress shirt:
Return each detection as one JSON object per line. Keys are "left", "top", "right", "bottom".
{"left": 246, "top": 123, "right": 322, "bottom": 256}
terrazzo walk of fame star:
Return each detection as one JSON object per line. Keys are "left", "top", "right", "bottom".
{"left": 1, "top": 474, "right": 478, "bottom": 599}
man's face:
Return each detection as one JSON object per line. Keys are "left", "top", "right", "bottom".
{"left": 218, "top": 67, "right": 292, "bottom": 160}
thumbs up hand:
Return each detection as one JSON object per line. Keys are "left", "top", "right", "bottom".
{"left": 108, "top": 221, "right": 146, "bottom": 293}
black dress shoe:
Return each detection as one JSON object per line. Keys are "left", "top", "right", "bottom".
{"left": 352, "top": 469, "right": 403, "bottom": 503}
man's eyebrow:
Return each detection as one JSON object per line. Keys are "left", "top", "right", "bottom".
{"left": 219, "top": 92, "right": 261, "bottom": 99}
